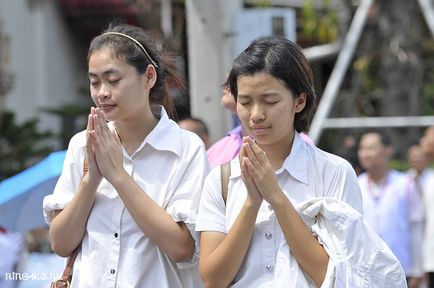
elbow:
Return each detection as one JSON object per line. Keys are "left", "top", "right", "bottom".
{"left": 199, "top": 265, "right": 226, "bottom": 288}
{"left": 169, "top": 241, "right": 195, "bottom": 263}
{"left": 51, "top": 241, "right": 72, "bottom": 258}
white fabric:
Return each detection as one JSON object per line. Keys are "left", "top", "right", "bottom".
{"left": 358, "top": 171, "right": 411, "bottom": 274}
{"left": 196, "top": 132, "right": 363, "bottom": 287}
{"left": 0, "top": 231, "right": 24, "bottom": 288}
{"left": 424, "top": 174, "right": 434, "bottom": 272}
{"left": 405, "top": 169, "right": 433, "bottom": 277}
{"left": 43, "top": 107, "right": 208, "bottom": 288}
{"left": 284, "top": 198, "right": 406, "bottom": 288}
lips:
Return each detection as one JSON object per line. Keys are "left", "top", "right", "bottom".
{"left": 251, "top": 126, "right": 270, "bottom": 135}
{"left": 99, "top": 104, "right": 116, "bottom": 113}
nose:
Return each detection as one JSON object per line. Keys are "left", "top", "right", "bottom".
{"left": 251, "top": 103, "right": 265, "bottom": 122}
{"left": 97, "top": 83, "right": 110, "bottom": 100}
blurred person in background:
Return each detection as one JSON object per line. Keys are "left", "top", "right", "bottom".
{"left": 420, "top": 126, "right": 434, "bottom": 288}
{"left": 405, "top": 143, "right": 432, "bottom": 288}
{"left": 358, "top": 131, "right": 412, "bottom": 279}
{"left": 178, "top": 117, "right": 210, "bottom": 149}
{"left": 0, "top": 227, "right": 25, "bottom": 288}
{"left": 206, "top": 82, "right": 246, "bottom": 169}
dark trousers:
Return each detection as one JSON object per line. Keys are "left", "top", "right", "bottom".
{"left": 429, "top": 272, "right": 434, "bottom": 288}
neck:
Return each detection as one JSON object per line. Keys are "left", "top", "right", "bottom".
{"left": 114, "top": 110, "right": 158, "bottom": 154}
{"left": 257, "top": 132, "right": 294, "bottom": 170}
{"left": 368, "top": 167, "right": 388, "bottom": 184}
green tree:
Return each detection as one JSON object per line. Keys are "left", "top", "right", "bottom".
{"left": 0, "top": 111, "right": 53, "bottom": 181}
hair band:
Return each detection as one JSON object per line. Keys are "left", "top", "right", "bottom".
{"left": 102, "top": 31, "right": 159, "bottom": 68}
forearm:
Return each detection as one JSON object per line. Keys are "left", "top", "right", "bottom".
{"left": 50, "top": 174, "right": 99, "bottom": 257}
{"left": 111, "top": 172, "right": 194, "bottom": 262}
{"left": 272, "top": 195, "right": 329, "bottom": 287}
{"left": 200, "top": 202, "right": 259, "bottom": 288}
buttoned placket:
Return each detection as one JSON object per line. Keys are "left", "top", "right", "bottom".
{"left": 104, "top": 154, "right": 134, "bottom": 287}
{"left": 259, "top": 201, "right": 277, "bottom": 277}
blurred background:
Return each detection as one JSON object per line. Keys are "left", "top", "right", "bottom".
{"left": 0, "top": 0, "right": 433, "bottom": 287}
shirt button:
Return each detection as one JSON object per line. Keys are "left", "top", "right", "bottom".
{"left": 110, "top": 269, "right": 116, "bottom": 274}
{"left": 268, "top": 204, "right": 273, "bottom": 211}
{"left": 114, "top": 233, "right": 118, "bottom": 238}
{"left": 265, "top": 232, "right": 272, "bottom": 240}
{"left": 265, "top": 264, "right": 273, "bottom": 272}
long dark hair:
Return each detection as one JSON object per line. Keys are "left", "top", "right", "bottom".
{"left": 225, "top": 36, "right": 317, "bottom": 132}
{"left": 88, "top": 23, "right": 183, "bottom": 119}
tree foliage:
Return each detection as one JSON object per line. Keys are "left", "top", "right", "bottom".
{"left": 0, "top": 111, "right": 53, "bottom": 181}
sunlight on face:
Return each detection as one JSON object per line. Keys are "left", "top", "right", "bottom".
{"left": 236, "top": 72, "right": 301, "bottom": 148}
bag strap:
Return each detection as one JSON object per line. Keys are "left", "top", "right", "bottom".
{"left": 59, "top": 248, "right": 79, "bottom": 281}
{"left": 220, "top": 162, "right": 231, "bottom": 204}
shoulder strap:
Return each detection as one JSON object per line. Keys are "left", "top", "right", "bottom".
{"left": 220, "top": 162, "right": 231, "bottom": 204}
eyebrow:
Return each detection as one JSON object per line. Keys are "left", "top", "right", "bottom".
{"left": 88, "top": 69, "right": 119, "bottom": 78}
{"left": 238, "top": 92, "right": 280, "bottom": 98}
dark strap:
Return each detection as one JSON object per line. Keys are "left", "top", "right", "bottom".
{"left": 220, "top": 162, "right": 231, "bottom": 204}
{"left": 60, "top": 248, "right": 79, "bottom": 281}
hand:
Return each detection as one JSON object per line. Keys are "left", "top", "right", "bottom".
{"left": 91, "top": 108, "right": 125, "bottom": 183}
{"left": 239, "top": 141, "right": 263, "bottom": 207}
{"left": 85, "top": 107, "right": 102, "bottom": 183}
{"left": 242, "top": 136, "right": 284, "bottom": 206}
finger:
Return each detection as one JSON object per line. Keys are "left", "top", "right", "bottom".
{"left": 244, "top": 142, "right": 261, "bottom": 169}
{"left": 96, "top": 108, "right": 111, "bottom": 140}
{"left": 241, "top": 157, "right": 255, "bottom": 187}
{"left": 239, "top": 143, "right": 246, "bottom": 162}
{"left": 247, "top": 137, "right": 268, "bottom": 165}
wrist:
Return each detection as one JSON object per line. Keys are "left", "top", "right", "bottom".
{"left": 109, "top": 169, "right": 130, "bottom": 188}
{"left": 244, "top": 197, "right": 262, "bottom": 211}
{"left": 268, "top": 190, "right": 288, "bottom": 210}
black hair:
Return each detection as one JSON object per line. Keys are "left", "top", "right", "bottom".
{"left": 225, "top": 36, "right": 317, "bottom": 132}
{"left": 88, "top": 23, "right": 184, "bottom": 119}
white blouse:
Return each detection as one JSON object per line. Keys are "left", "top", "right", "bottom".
{"left": 43, "top": 108, "right": 208, "bottom": 288}
{"left": 424, "top": 175, "right": 434, "bottom": 272}
{"left": 196, "top": 132, "right": 363, "bottom": 287}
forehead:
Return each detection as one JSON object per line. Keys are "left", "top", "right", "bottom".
{"left": 88, "top": 49, "right": 129, "bottom": 74}
{"left": 237, "top": 72, "right": 289, "bottom": 94}
{"left": 360, "top": 133, "right": 383, "bottom": 146}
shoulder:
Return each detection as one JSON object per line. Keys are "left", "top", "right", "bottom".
{"left": 307, "top": 144, "right": 355, "bottom": 174}
{"left": 174, "top": 122, "right": 206, "bottom": 152}
{"left": 67, "top": 130, "right": 87, "bottom": 150}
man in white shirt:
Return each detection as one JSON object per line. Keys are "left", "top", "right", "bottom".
{"left": 405, "top": 144, "right": 432, "bottom": 288}
{"left": 420, "top": 126, "right": 434, "bottom": 288}
{"left": 357, "top": 131, "right": 412, "bottom": 275}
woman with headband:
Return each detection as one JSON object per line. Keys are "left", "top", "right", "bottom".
{"left": 43, "top": 23, "right": 208, "bottom": 287}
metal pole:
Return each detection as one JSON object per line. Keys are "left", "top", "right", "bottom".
{"left": 418, "top": 0, "right": 434, "bottom": 38}
{"left": 308, "top": 0, "right": 374, "bottom": 144}
{"left": 323, "top": 116, "right": 434, "bottom": 129}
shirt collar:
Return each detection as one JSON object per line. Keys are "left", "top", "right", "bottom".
{"left": 109, "top": 106, "right": 182, "bottom": 158}
{"left": 144, "top": 106, "right": 182, "bottom": 157}
{"left": 230, "top": 132, "right": 308, "bottom": 184}
{"left": 280, "top": 132, "right": 308, "bottom": 184}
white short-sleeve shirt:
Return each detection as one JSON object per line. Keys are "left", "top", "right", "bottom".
{"left": 43, "top": 107, "right": 208, "bottom": 288}
{"left": 358, "top": 170, "right": 411, "bottom": 274}
{"left": 196, "top": 132, "right": 363, "bottom": 287}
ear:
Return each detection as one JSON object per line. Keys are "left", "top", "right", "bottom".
{"left": 143, "top": 64, "right": 157, "bottom": 89}
{"left": 385, "top": 146, "right": 394, "bottom": 159}
{"left": 294, "top": 93, "right": 307, "bottom": 113}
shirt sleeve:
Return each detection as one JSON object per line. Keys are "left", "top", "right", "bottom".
{"left": 326, "top": 160, "right": 363, "bottom": 215}
{"left": 195, "top": 166, "right": 227, "bottom": 233}
{"left": 165, "top": 139, "right": 209, "bottom": 266}
{"left": 42, "top": 132, "right": 86, "bottom": 225}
